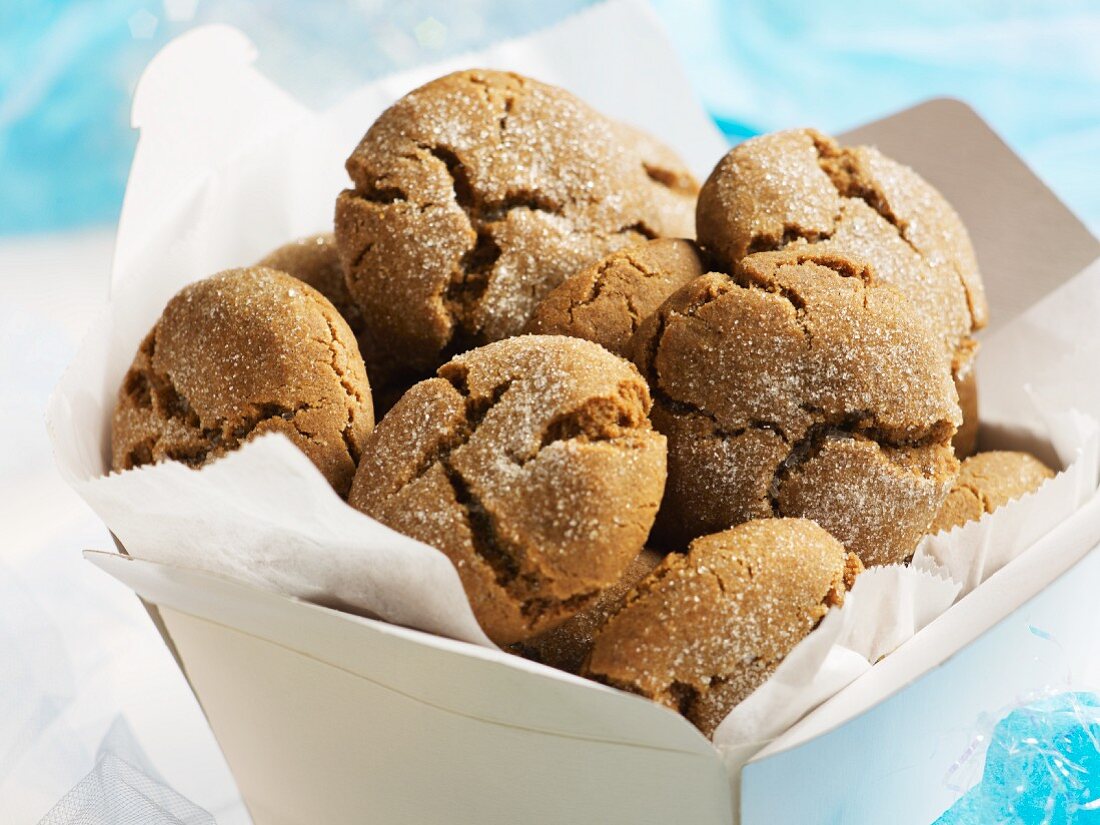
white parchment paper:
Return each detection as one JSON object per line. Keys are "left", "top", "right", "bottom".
{"left": 43, "top": 0, "right": 1100, "bottom": 791}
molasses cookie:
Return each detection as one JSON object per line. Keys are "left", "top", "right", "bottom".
{"left": 111, "top": 267, "right": 375, "bottom": 496}
{"left": 632, "top": 248, "right": 961, "bottom": 565}
{"left": 335, "top": 69, "right": 698, "bottom": 378}
{"left": 931, "top": 450, "right": 1055, "bottom": 533}
{"left": 513, "top": 547, "right": 663, "bottom": 674}
{"left": 347, "top": 335, "right": 667, "bottom": 645}
{"left": 583, "top": 518, "right": 860, "bottom": 738}
{"left": 258, "top": 233, "right": 407, "bottom": 417}
{"left": 524, "top": 239, "right": 705, "bottom": 357}
{"left": 696, "top": 128, "right": 987, "bottom": 456}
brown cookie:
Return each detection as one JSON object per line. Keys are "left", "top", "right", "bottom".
{"left": 335, "top": 69, "right": 698, "bottom": 378}
{"left": 631, "top": 248, "right": 961, "bottom": 565}
{"left": 512, "top": 547, "right": 663, "bottom": 674}
{"left": 258, "top": 234, "right": 412, "bottom": 419}
{"left": 931, "top": 450, "right": 1055, "bottom": 533}
{"left": 696, "top": 128, "right": 986, "bottom": 453}
{"left": 111, "top": 267, "right": 375, "bottom": 496}
{"left": 582, "top": 518, "right": 860, "bottom": 738}
{"left": 347, "top": 335, "right": 667, "bottom": 645}
{"left": 524, "top": 239, "right": 705, "bottom": 358}
{"left": 258, "top": 234, "right": 361, "bottom": 334}
{"left": 614, "top": 121, "right": 702, "bottom": 234}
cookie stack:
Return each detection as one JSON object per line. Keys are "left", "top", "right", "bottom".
{"left": 110, "top": 69, "right": 1054, "bottom": 737}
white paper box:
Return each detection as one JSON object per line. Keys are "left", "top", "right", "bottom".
{"left": 49, "top": 3, "right": 1100, "bottom": 823}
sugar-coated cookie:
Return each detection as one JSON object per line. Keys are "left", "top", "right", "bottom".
{"left": 583, "top": 518, "right": 861, "bottom": 737}
{"left": 631, "top": 248, "right": 961, "bottom": 565}
{"left": 931, "top": 450, "right": 1055, "bottom": 533}
{"left": 347, "top": 335, "right": 667, "bottom": 645}
{"left": 696, "top": 128, "right": 986, "bottom": 456}
{"left": 335, "top": 69, "right": 698, "bottom": 378}
{"left": 524, "top": 239, "right": 705, "bottom": 357}
{"left": 111, "top": 267, "right": 374, "bottom": 496}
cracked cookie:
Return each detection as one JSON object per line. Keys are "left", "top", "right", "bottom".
{"left": 258, "top": 233, "right": 405, "bottom": 416}
{"left": 335, "top": 69, "right": 698, "bottom": 380}
{"left": 111, "top": 267, "right": 375, "bottom": 496}
{"left": 931, "top": 450, "right": 1055, "bottom": 533}
{"left": 346, "top": 334, "right": 667, "bottom": 645}
{"left": 582, "top": 518, "right": 861, "bottom": 738}
{"left": 524, "top": 238, "right": 705, "bottom": 358}
{"left": 696, "top": 128, "right": 987, "bottom": 456}
{"left": 631, "top": 248, "right": 961, "bottom": 565}
{"left": 512, "top": 547, "right": 663, "bottom": 674}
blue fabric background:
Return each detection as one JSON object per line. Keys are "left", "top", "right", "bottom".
{"left": 1, "top": 1, "right": 1097, "bottom": 233}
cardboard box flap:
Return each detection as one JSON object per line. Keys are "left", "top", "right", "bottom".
{"left": 153, "top": 593, "right": 732, "bottom": 825}
{"left": 85, "top": 550, "right": 716, "bottom": 757}
{"left": 840, "top": 98, "right": 1099, "bottom": 332}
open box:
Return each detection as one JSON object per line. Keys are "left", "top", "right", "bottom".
{"left": 46, "top": 2, "right": 1100, "bottom": 822}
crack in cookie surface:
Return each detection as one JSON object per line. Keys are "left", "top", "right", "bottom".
{"left": 384, "top": 365, "right": 644, "bottom": 605}
{"left": 582, "top": 519, "right": 851, "bottom": 736}
{"left": 634, "top": 256, "right": 959, "bottom": 557}
{"left": 111, "top": 268, "right": 373, "bottom": 496}
{"left": 349, "top": 336, "right": 667, "bottom": 644}
{"left": 335, "top": 69, "right": 699, "bottom": 374}
{"left": 410, "top": 374, "right": 646, "bottom": 604}
{"left": 698, "top": 128, "right": 983, "bottom": 359}
{"left": 763, "top": 415, "right": 950, "bottom": 518}
{"left": 117, "top": 339, "right": 319, "bottom": 469}
{"left": 731, "top": 132, "right": 940, "bottom": 285}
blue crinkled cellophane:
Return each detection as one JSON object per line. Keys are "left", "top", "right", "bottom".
{"left": 937, "top": 692, "right": 1100, "bottom": 825}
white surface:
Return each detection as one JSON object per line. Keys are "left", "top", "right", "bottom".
{"left": 87, "top": 551, "right": 732, "bottom": 825}
{"left": 0, "top": 231, "right": 247, "bottom": 823}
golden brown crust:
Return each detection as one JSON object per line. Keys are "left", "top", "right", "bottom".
{"left": 524, "top": 239, "right": 705, "bottom": 357}
{"left": 347, "top": 335, "right": 668, "bottom": 645}
{"left": 696, "top": 128, "right": 987, "bottom": 444}
{"left": 631, "top": 249, "right": 960, "bottom": 565}
{"left": 512, "top": 548, "right": 663, "bottom": 674}
{"left": 110, "top": 267, "right": 375, "bottom": 496}
{"left": 931, "top": 450, "right": 1055, "bottom": 533}
{"left": 582, "top": 518, "right": 855, "bottom": 737}
{"left": 335, "top": 69, "right": 698, "bottom": 377}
